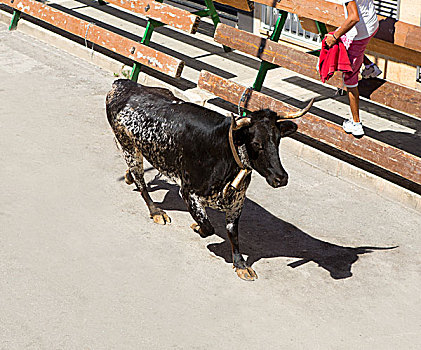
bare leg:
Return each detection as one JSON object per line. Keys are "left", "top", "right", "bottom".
{"left": 123, "top": 149, "right": 171, "bottom": 225}
{"left": 346, "top": 86, "right": 360, "bottom": 123}
{"left": 226, "top": 211, "right": 257, "bottom": 281}
{"left": 181, "top": 190, "right": 214, "bottom": 238}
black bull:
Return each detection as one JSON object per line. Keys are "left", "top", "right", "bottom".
{"left": 106, "top": 79, "right": 313, "bottom": 281}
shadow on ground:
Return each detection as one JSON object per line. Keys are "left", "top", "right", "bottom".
{"left": 127, "top": 176, "right": 397, "bottom": 280}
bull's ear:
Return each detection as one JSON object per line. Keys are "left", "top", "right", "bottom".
{"left": 277, "top": 120, "right": 297, "bottom": 137}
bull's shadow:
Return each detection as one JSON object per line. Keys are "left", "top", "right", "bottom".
{"left": 142, "top": 177, "right": 396, "bottom": 280}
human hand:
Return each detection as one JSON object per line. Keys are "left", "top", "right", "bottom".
{"left": 325, "top": 34, "right": 337, "bottom": 48}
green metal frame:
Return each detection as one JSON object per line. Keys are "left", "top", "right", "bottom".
{"left": 315, "top": 21, "right": 328, "bottom": 39}
{"left": 236, "top": 11, "right": 288, "bottom": 116}
{"left": 252, "top": 10, "right": 288, "bottom": 92}
{"left": 253, "top": 15, "right": 329, "bottom": 92}
{"left": 195, "top": 0, "right": 230, "bottom": 53}
{"left": 129, "top": 18, "right": 165, "bottom": 81}
{"left": 9, "top": 10, "right": 21, "bottom": 31}
{"left": 307, "top": 21, "right": 328, "bottom": 57}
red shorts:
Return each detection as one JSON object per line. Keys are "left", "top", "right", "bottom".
{"left": 341, "top": 30, "right": 377, "bottom": 88}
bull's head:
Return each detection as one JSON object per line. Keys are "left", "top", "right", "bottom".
{"left": 232, "top": 99, "right": 313, "bottom": 188}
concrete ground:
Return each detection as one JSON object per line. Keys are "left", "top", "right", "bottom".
{"left": 1, "top": 21, "right": 421, "bottom": 350}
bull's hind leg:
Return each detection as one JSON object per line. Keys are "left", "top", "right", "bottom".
{"left": 181, "top": 190, "right": 214, "bottom": 238}
{"left": 122, "top": 149, "right": 171, "bottom": 225}
{"left": 226, "top": 210, "right": 257, "bottom": 281}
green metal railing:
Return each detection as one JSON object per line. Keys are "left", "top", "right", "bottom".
{"left": 251, "top": 12, "right": 327, "bottom": 93}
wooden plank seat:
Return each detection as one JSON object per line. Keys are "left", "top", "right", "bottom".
{"left": 214, "top": 23, "right": 421, "bottom": 118}
{"left": 213, "top": 0, "right": 254, "bottom": 12}
{"left": 100, "top": 0, "right": 201, "bottom": 34}
{"left": 1, "top": 0, "right": 184, "bottom": 78}
{"left": 198, "top": 70, "right": 421, "bottom": 186}
{"left": 255, "top": 0, "right": 421, "bottom": 67}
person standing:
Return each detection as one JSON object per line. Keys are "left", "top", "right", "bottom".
{"left": 325, "top": 0, "right": 379, "bottom": 137}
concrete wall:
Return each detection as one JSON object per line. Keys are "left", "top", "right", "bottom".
{"left": 399, "top": 0, "right": 421, "bottom": 25}
{"left": 368, "top": 0, "right": 421, "bottom": 90}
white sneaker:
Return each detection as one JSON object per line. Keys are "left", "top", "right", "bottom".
{"left": 342, "top": 119, "right": 364, "bottom": 137}
{"left": 361, "top": 64, "right": 382, "bottom": 79}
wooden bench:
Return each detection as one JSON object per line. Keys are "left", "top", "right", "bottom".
{"left": 214, "top": 0, "right": 253, "bottom": 12}
{"left": 2, "top": 0, "right": 184, "bottom": 78}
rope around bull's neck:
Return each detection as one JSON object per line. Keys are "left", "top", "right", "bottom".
{"left": 238, "top": 86, "right": 253, "bottom": 117}
{"left": 228, "top": 115, "right": 252, "bottom": 171}
{"left": 228, "top": 116, "right": 245, "bottom": 169}
{"left": 229, "top": 86, "right": 253, "bottom": 170}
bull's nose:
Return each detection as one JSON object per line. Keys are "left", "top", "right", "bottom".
{"left": 269, "top": 175, "right": 288, "bottom": 188}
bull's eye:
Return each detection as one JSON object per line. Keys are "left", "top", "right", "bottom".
{"left": 251, "top": 141, "right": 263, "bottom": 151}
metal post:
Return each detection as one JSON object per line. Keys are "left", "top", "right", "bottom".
{"left": 252, "top": 10, "right": 288, "bottom": 91}
{"left": 9, "top": 10, "right": 21, "bottom": 31}
{"left": 315, "top": 21, "right": 328, "bottom": 39}
{"left": 305, "top": 21, "right": 328, "bottom": 57}
{"left": 203, "top": 0, "right": 231, "bottom": 52}
{"left": 270, "top": 10, "right": 288, "bottom": 42}
{"left": 130, "top": 19, "right": 160, "bottom": 82}
{"left": 129, "top": 0, "right": 167, "bottom": 82}
{"left": 192, "top": 9, "right": 211, "bottom": 17}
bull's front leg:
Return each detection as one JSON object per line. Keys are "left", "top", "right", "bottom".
{"left": 226, "top": 211, "right": 258, "bottom": 281}
{"left": 181, "top": 190, "right": 215, "bottom": 238}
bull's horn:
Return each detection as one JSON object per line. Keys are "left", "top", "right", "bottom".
{"left": 277, "top": 98, "right": 314, "bottom": 121}
{"left": 230, "top": 113, "right": 252, "bottom": 130}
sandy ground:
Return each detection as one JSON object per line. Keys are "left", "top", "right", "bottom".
{"left": 1, "top": 24, "right": 420, "bottom": 349}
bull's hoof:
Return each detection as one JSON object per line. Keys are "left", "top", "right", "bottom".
{"left": 151, "top": 211, "right": 171, "bottom": 225}
{"left": 190, "top": 223, "right": 213, "bottom": 238}
{"left": 234, "top": 266, "right": 258, "bottom": 281}
{"left": 125, "top": 169, "right": 134, "bottom": 185}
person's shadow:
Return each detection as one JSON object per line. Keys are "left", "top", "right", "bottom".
{"left": 141, "top": 177, "right": 397, "bottom": 280}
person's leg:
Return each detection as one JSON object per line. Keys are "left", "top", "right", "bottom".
{"left": 342, "top": 84, "right": 363, "bottom": 137}
{"left": 342, "top": 38, "right": 368, "bottom": 136}
{"left": 361, "top": 57, "right": 382, "bottom": 78}
{"left": 346, "top": 86, "right": 360, "bottom": 123}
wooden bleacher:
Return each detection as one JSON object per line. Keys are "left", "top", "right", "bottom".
{"left": 2, "top": 0, "right": 185, "bottom": 77}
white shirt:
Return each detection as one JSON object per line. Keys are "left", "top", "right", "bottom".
{"left": 342, "top": 0, "right": 379, "bottom": 40}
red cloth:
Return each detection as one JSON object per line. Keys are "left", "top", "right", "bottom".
{"left": 318, "top": 34, "right": 352, "bottom": 83}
